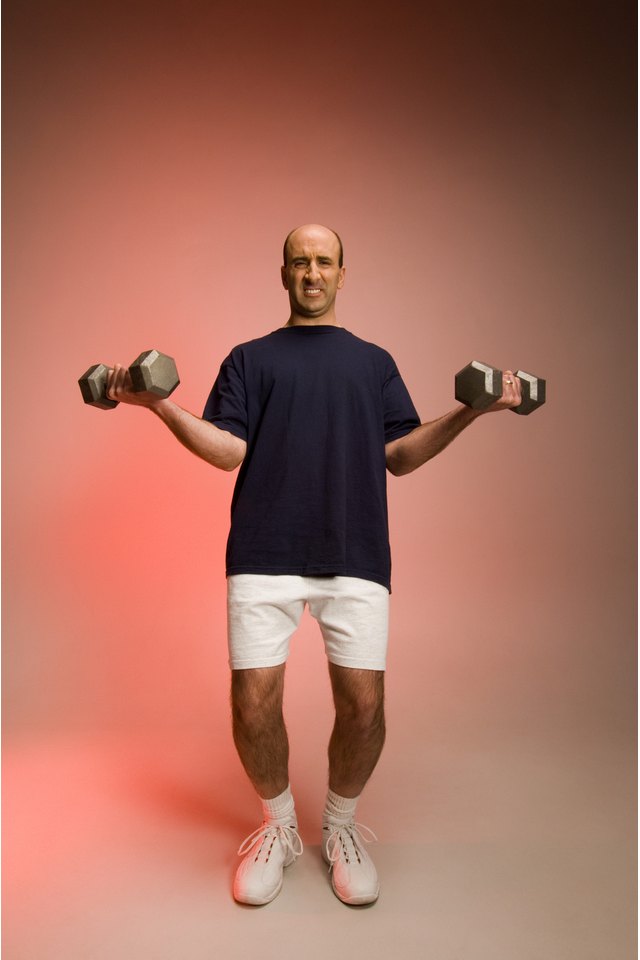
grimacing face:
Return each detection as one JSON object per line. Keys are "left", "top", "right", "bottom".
{"left": 281, "top": 225, "right": 345, "bottom": 320}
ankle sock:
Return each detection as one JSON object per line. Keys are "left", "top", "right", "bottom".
{"left": 323, "top": 788, "right": 359, "bottom": 823}
{"left": 260, "top": 785, "right": 296, "bottom": 825}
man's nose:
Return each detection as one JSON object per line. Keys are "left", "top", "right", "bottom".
{"left": 305, "top": 261, "right": 321, "bottom": 282}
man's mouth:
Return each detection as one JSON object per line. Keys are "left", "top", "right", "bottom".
{"left": 303, "top": 288, "right": 323, "bottom": 296}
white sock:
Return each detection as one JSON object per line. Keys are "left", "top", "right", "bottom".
{"left": 260, "top": 785, "right": 296, "bottom": 825}
{"left": 323, "top": 787, "right": 359, "bottom": 824}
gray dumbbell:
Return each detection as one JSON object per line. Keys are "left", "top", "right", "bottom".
{"left": 455, "top": 360, "right": 546, "bottom": 415}
{"left": 78, "top": 349, "right": 180, "bottom": 410}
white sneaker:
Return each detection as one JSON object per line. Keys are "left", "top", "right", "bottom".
{"left": 322, "top": 820, "right": 380, "bottom": 905}
{"left": 233, "top": 820, "right": 303, "bottom": 905}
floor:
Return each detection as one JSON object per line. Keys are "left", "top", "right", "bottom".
{"left": 3, "top": 723, "right": 636, "bottom": 960}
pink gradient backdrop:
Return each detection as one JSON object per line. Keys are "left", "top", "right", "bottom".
{"left": 4, "top": 0, "right": 635, "bottom": 744}
{"left": 3, "top": 0, "right": 636, "bottom": 940}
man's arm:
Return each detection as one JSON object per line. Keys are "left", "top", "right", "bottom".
{"left": 385, "top": 370, "right": 521, "bottom": 477}
{"left": 107, "top": 363, "right": 247, "bottom": 471}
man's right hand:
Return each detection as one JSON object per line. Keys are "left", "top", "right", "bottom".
{"left": 106, "top": 364, "right": 165, "bottom": 409}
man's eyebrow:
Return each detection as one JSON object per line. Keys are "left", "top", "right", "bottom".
{"left": 290, "top": 253, "right": 334, "bottom": 262}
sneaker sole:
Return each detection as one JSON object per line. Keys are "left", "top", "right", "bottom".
{"left": 331, "top": 881, "right": 380, "bottom": 906}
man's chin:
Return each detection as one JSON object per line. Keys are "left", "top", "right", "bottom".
{"left": 297, "top": 303, "right": 328, "bottom": 318}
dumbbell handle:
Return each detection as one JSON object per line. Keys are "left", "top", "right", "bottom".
{"left": 78, "top": 350, "right": 180, "bottom": 410}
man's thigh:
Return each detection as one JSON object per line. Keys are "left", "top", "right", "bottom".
{"left": 226, "top": 574, "right": 306, "bottom": 670}
{"left": 306, "top": 576, "right": 389, "bottom": 671}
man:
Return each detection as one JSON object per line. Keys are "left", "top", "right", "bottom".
{"left": 107, "top": 223, "right": 521, "bottom": 906}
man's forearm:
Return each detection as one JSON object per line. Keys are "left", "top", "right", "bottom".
{"left": 150, "top": 399, "right": 245, "bottom": 471}
{"left": 387, "top": 405, "right": 482, "bottom": 476}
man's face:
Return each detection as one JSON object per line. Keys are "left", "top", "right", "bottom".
{"left": 281, "top": 225, "right": 346, "bottom": 319}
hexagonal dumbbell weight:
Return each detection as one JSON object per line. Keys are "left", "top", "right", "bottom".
{"left": 78, "top": 350, "right": 180, "bottom": 410}
{"left": 455, "top": 360, "right": 546, "bottom": 415}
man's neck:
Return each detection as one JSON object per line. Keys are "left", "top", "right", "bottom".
{"left": 285, "top": 309, "right": 341, "bottom": 327}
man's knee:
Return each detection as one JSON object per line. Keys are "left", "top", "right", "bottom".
{"left": 231, "top": 665, "right": 286, "bottom": 727}
{"left": 329, "top": 665, "right": 385, "bottom": 730}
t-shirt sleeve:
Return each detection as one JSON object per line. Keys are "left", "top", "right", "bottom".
{"left": 202, "top": 349, "right": 248, "bottom": 441}
{"left": 382, "top": 360, "right": 421, "bottom": 443}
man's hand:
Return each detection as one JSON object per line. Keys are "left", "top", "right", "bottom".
{"left": 106, "top": 364, "right": 164, "bottom": 409}
{"left": 481, "top": 369, "right": 522, "bottom": 414}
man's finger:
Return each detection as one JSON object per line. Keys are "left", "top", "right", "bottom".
{"left": 502, "top": 370, "right": 521, "bottom": 408}
{"left": 107, "top": 364, "right": 123, "bottom": 400}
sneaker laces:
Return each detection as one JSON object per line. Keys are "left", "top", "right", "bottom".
{"left": 324, "top": 821, "right": 378, "bottom": 867}
{"left": 237, "top": 821, "right": 304, "bottom": 863}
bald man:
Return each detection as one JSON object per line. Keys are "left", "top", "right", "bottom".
{"left": 107, "top": 223, "right": 522, "bottom": 906}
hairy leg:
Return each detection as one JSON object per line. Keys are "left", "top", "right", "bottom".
{"left": 327, "top": 663, "right": 386, "bottom": 798}
{"left": 231, "top": 664, "right": 289, "bottom": 799}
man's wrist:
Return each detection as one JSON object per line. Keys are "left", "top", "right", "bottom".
{"left": 148, "top": 396, "right": 174, "bottom": 418}
{"left": 456, "top": 403, "right": 483, "bottom": 422}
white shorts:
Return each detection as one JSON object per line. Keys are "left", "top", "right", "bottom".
{"left": 227, "top": 574, "right": 389, "bottom": 671}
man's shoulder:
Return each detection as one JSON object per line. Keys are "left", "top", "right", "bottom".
{"left": 222, "top": 329, "right": 280, "bottom": 360}
{"left": 342, "top": 330, "right": 397, "bottom": 367}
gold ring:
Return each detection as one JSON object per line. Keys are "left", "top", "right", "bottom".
{"left": 505, "top": 378, "right": 513, "bottom": 384}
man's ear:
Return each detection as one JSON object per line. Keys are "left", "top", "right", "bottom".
{"left": 337, "top": 266, "right": 346, "bottom": 289}
{"left": 281, "top": 266, "right": 288, "bottom": 289}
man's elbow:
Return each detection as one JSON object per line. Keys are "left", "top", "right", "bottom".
{"left": 386, "top": 459, "right": 412, "bottom": 477}
{"left": 207, "top": 433, "right": 246, "bottom": 471}
{"left": 385, "top": 437, "right": 404, "bottom": 476}
{"left": 225, "top": 437, "right": 247, "bottom": 471}
{"left": 386, "top": 449, "right": 409, "bottom": 476}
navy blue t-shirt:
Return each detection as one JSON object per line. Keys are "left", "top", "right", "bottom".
{"left": 202, "top": 325, "right": 420, "bottom": 592}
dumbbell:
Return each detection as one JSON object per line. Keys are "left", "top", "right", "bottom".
{"left": 78, "top": 350, "right": 180, "bottom": 410}
{"left": 455, "top": 360, "right": 546, "bottom": 415}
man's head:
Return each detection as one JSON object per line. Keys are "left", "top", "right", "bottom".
{"left": 283, "top": 224, "right": 344, "bottom": 269}
{"left": 281, "top": 223, "right": 346, "bottom": 323}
